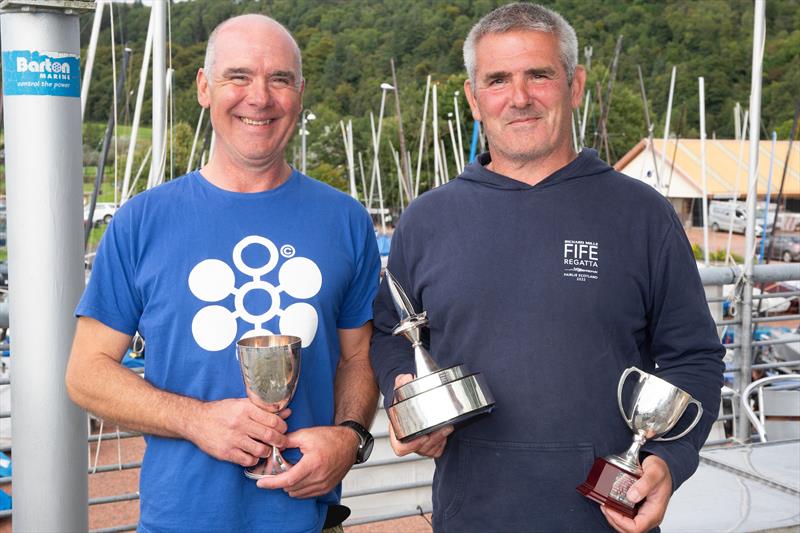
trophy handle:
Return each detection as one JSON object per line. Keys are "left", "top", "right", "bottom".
{"left": 654, "top": 398, "right": 704, "bottom": 442}
{"left": 617, "top": 367, "right": 646, "bottom": 430}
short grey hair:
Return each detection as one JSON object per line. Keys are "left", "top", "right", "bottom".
{"left": 203, "top": 14, "right": 303, "bottom": 85}
{"left": 463, "top": 2, "right": 578, "bottom": 86}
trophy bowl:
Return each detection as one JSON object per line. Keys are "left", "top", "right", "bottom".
{"left": 236, "top": 334, "right": 302, "bottom": 479}
{"left": 577, "top": 367, "right": 703, "bottom": 517}
{"left": 389, "top": 366, "right": 494, "bottom": 441}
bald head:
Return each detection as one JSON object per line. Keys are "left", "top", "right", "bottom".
{"left": 203, "top": 14, "right": 302, "bottom": 86}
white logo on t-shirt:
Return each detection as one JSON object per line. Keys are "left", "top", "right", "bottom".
{"left": 562, "top": 239, "right": 599, "bottom": 282}
{"left": 188, "top": 235, "right": 322, "bottom": 351}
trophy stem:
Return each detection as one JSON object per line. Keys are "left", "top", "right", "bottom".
{"left": 608, "top": 431, "right": 646, "bottom": 476}
{"left": 414, "top": 344, "right": 439, "bottom": 378}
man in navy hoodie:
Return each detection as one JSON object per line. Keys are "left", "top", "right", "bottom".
{"left": 370, "top": 3, "right": 725, "bottom": 532}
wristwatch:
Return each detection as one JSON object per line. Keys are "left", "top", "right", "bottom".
{"left": 339, "top": 420, "right": 374, "bottom": 464}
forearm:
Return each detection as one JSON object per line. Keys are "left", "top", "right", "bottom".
{"left": 333, "top": 355, "right": 378, "bottom": 428}
{"left": 66, "top": 317, "right": 203, "bottom": 441}
{"left": 334, "top": 324, "right": 379, "bottom": 428}
{"left": 67, "top": 352, "right": 202, "bottom": 439}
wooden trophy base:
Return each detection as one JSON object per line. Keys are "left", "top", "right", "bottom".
{"left": 577, "top": 457, "right": 641, "bottom": 518}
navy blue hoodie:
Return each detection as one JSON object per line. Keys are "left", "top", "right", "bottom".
{"left": 371, "top": 150, "right": 725, "bottom": 532}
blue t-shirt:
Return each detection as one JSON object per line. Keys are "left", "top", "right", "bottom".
{"left": 77, "top": 170, "right": 380, "bottom": 533}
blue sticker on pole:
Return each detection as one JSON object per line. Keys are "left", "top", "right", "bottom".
{"left": 2, "top": 50, "right": 80, "bottom": 97}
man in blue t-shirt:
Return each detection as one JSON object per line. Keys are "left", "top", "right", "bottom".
{"left": 66, "top": 14, "right": 380, "bottom": 533}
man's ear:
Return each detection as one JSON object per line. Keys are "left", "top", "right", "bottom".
{"left": 570, "top": 65, "right": 587, "bottom": 110}
{"left": 464, "top": 78, "right": 481, "bottom": 122}
{"left": 197, "top": 68, "right": 210, "bottom": 108}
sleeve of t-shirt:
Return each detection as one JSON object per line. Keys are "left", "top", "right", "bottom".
{"left": 75, "top": 204, "right": 142, "bottom": 336}
{"left": 336, "top": 207, "right": 381, "bottom": 329}
{"left": 641, "top": 216, "right": 725, "bottom": 491}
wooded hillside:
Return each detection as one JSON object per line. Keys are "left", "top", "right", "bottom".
{"left": 75, "top": 0, "right": 800, "bottom": 198}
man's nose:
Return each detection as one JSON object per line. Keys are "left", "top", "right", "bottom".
{"left": 510, "top": 77, "right": 532, "bottom": 108}
{"left": 247, "top": 79, "right": 272, "bottom": 107}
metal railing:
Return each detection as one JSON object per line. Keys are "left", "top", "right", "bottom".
{"left": 0, "top": 264, "right": 796, "bottom": 530}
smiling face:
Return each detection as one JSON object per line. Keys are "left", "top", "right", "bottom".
{"left": 464, "top": 30, "right": 585, "bottom": 176}
{"left": 197, "top": 17, "right": 303, "bottom": 175}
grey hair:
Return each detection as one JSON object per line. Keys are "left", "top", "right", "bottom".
{"left": 463, "top": 3, "right": 578, "bottom": 86}
{"left": 203, "top": 14, "right": 303, "bottom": 85}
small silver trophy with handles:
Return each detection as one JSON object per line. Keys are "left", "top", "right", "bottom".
{"left": 384, "top": 271, "right": 494, "bottom": 441}
{"left": 578, "top": 367, "right": 703, "bottom": 517}
{"left": 236, "top": 334, "right": 302, "bottom": 479}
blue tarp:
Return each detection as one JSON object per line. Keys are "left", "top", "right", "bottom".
{"left": 376, "top": 233, "right": 392, "bottom": 256}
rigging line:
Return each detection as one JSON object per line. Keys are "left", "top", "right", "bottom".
{"left": 109, "top": 0, "right": 119, "bottom": 208}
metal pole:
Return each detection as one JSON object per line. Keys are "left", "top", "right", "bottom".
{"left": 390, "top": 58, "right": 413, "bottom": 204}
{"left": 432, "top": 83, "right": 441, "bottom": 188}
{"left": 80, "top": 0, "right": 103, "bottom": 120}
{"left": 660, "top": 66, "right": 676, "bottom": 182}
{"left": 758, "top": 132, "right": 776, "bottom": 262}
{"left": 453, "top": 91, "right": 465, "bottom": 173}
{"left": 122, "top": 9, "right": 154, "bottom": 203}
{"left": 699, "top": 77, "right": 709, "bottom": 266}
{"left": 85, "top": 48, "right": 131, "bottom": 249}
{"left": 149, "top": 0, "right": 166, "bottom": 188}
{"left": 301, "top": 112, "right": 307, "bottom": 174}
{"left": 737, "top": 0, "right": 766, "bottom": 443}
{"left": 186, "top": 106, "right": 205, "bottom": 174}
{"left": 0, "top": 2, "right": 92, "bottom": 530}
{"left": 414, "top": 75, "right": 431, "bottom": 197}
{"left": 579, "top": 88, "right": 590, "bottom": 149}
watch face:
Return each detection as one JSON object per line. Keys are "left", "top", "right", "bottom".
{"left": 360, "top": 434, "right": 374, "bottom": 463}
{"left": 342, "top": 421, "right": 374, "bottom": 463}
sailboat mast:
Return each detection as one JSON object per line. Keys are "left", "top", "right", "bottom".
{"left": 660, "top": 65, "right": 676, "bottom": 182}
{"left": 149, "top": 0, "right": 166, "bottom": 189}
{"left": 699, "top": 76, "right": 709, "bottom": 266}
{"left": 414, "top": 75, "right": 431, "bottom": 197}
{"left": 81, "top": 0, "right": 104, "bottom": 120}
{"left": 122, "top": 10, "right": 154, "bottom": 203}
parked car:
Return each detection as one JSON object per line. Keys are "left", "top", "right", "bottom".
{"left": 84, "top": 202, "right": 117, "bottom": 226}
{"left": 709, "top": 200, "right": 769, "bottom": 236}
{"left": 760, "top": 234, "right": 800, "bottom": 262}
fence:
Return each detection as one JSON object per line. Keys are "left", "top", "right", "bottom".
{"left": 0, "top": 263, "right": 796, "bottom": 530}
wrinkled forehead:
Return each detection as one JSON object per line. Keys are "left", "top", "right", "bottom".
{"left": 214, "top": 21, "right": 301, "bottom": 74}
{"left": 473, "top": 30, "right": 561, "bottom": 75}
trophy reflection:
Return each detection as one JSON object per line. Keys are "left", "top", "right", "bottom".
{"left": 384, "top": 271, "right": 494, "bottom": 442}
{"left": 578, "top": 367, "right": 703, "bottom": 517}
{"left": 236, "top": 335, "right": 301, "bottom": 479}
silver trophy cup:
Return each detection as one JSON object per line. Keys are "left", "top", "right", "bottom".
{"left": 384, "top": 271, "right": 494, "bottom": 442}
{"left": 578, "top": 366, "right": 703, "bottom": 517}
{"left": 236, "top": 335, "right": 301, "bottom": 479}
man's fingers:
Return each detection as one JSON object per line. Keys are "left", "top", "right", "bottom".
{"left": 415, "top": 426, "right": 453, "bottom": 457}
{"left": 600, "top": 506, "right": 628, "bottom": 533}
{"left": 256, "top": 458, "right": 309, "bottom": 491}
{"left": 247, "top": 407, "right": 289, "bottom": 434}
{"left": 237, "top": 435, "right": 272, "bottom": 460}
{"left": 246, "top": 425, "right": 287, "bottom": 449}
{"left": 230, "top": 449, "right": 260, "bottom": 468}
{"left": 393, "top": 373, "right": 415, "bottom": 389}
{"left": 627, "top": 470, "right": 659, "bottom": 504}
{"left": 628, "top": 455, "right": 668, "bottom": 503}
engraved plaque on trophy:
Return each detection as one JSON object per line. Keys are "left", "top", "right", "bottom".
{"left": 384, "top": 271, "right": 495, "bottom": 442}
{"left": 577, "top": 367, "right": 703, "bottom": 517}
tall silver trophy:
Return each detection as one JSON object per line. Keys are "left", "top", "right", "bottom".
{"left": 384, "top": 271, "right": 494, "bottom": 441}
{"left": 236, "top": 335, "right": 302, "bottom": 479}
{"left": 578, "top": 367, "right": 703, "bottom": 517}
